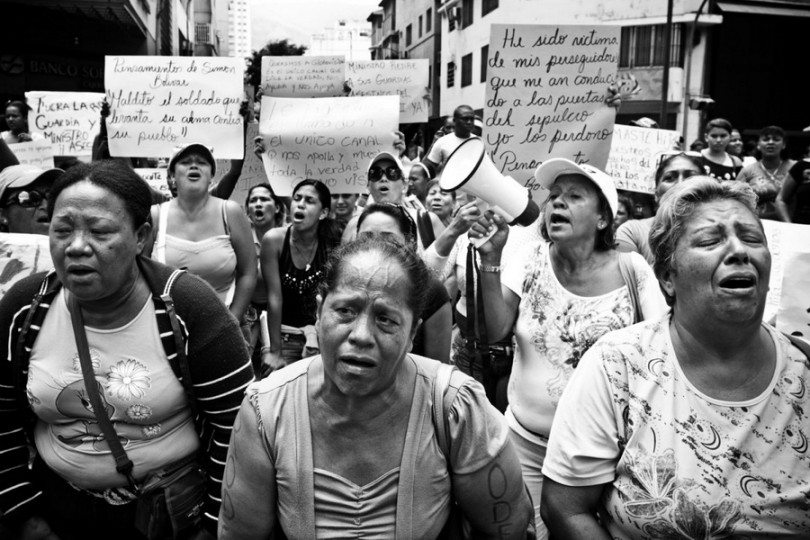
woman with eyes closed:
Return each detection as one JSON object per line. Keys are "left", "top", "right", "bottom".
{"left": 541, "top": 178, "right": 810, "bottom": 539}
{"left": 219, "top": 236, "right": 533, "bottom": 539}
{"left": 473, "top": 158, "right": 667, "bottom": 539}
{"left": 260, "top": 179, "right": 340, "bottom": 375}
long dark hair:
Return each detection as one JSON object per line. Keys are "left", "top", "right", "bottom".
{"left": 246, "top": 183, "right": 286, "bottom": 227}
{"left": 291, "top": 178, "right": 340, "bottom": 249}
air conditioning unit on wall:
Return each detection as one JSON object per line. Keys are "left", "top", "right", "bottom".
{"left": 195, "top": 23, "right": 212, "bottom": 45}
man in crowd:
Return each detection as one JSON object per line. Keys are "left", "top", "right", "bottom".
{"left": 423, "top": 104, "right": 477, "bottom": 177}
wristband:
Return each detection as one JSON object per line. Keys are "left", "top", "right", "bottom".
{"left": 478, "top": 264, "right": 501, "bottom": 273}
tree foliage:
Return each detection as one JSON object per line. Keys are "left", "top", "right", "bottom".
{"left": 245, "top": 39, "right": 307, "bottom": 94}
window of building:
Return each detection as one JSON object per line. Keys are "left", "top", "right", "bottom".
{"left": 426, "top": 8, "right": 432, "bottom": 32}
{"left": 480, "top": 45, "right": 488, "bottom": 82}
{"left": 406, "top": 24, "right": 412, "bottom": 46}
{"left": 419, "top": 15, "right": 423, "bottom": 38}
{"left": 461, "top": 52, "right": 473, "bottom": 87}
{"left": 448, "top": 10, "right": 456, "bottom": 32}
{"left": 447, "top": 61, "right": 455, "bottom": 87}
{"left": 462, "top": 0, "right": 473, "bottom": 29}
{"left": 482, "top": 0, "right": 499, "bottom": 17}
{"left": 619, "top": 24, "right": 684, "bottom": 68}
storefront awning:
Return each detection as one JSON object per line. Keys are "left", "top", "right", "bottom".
{"left": 0, "top": 0, "right": 150, "bottom": 35}
{"left": 717, "top": 1, "right": 810, "bottom": 17}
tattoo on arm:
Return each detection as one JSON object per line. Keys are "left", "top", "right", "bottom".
{"left": 488, "top": 463, "right": 514, "bottom": 539}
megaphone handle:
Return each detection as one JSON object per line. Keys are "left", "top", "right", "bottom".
{"left": 469, "top": 227, "right": 497, "bottom": 249}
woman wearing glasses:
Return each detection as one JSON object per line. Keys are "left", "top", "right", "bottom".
{"left": 341, "top": 152, "right": 444, "bottom": 250}
{"left": 616, "top": 152, "right": 704, "bottom": 265}
{"left": 260, "top": 179, "right": 340, "bottom": 375}
{"left": 0, "top": 164, "right": 63, "bottom": 235}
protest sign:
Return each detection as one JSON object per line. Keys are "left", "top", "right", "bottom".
{"left": 134, "top": 168, "right": 171, "bottom": 198}
{"left": 346, "top": 60, "right": 429, "bottom": 123}
{"left": 605, "top": 125, "right": 681, "bottom": 193}
{"left": 228, "top": 123, "right": 270, "bottom": 204}
{"left": 762, "top": 220, "right": 810, "bottom": 336}
{"left": 261, "top": 56, "right": 345, "bottom": 98}
{"left": 0, "top": 233, "right": 52, "bottom": 300}
{"left": 25, "top": 91, "right": 104, "bottom": 158}
{"left": 7, "top": 140, "right": 55, "bottom": 169}
{"left": 105, "top": 56, "right": 244, "bottom": 159}
{"left": 484, "top": 24, "right": 620, "bottom": 192}
{"left": 258, "top": 95, "right": 398, "bottom": 196}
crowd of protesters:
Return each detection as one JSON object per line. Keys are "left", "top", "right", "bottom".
{"left": 1, "top": 86, "right": 809, "bottom": 540}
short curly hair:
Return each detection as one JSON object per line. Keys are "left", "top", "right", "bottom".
{"left": 648, "top": 177, "right": 760, "bottom": 306}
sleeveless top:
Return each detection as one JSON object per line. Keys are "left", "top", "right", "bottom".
{"left": 247, "top": 355, "right": 509, "bottom": 539}
{"left": 153, "top": 200, "right": 237, "bottom": 305}
{"left": 280, "top": 227, "right": 328, "bottom": 327}
{"left": 701, "top": 153, "right": 742, "bottom": 180}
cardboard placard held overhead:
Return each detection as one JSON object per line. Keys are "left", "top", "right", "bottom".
{"left": 261, "top": 56, "right": 346, "bottom": 98}
{"left": 346, "top": 60, "right": 430, "bottom": 123}
{"left": 761, "top": 220, "right": 810, "bottom": 336}
{"left": 25, "top": 91, "right": 104, "bottom": 158}
{"left": 7, "top": 140, "right": 55, "bottom": 169}
{"left": 484, "top": 24, "right": 620, "bottom": 192}
{"left": 605, "top": 125, "right": 682, "bottom": 194}
{"left": 258, "top": 95, "right": 399, "bottom": 196}
{"left": 104, "top": 56, "right": 245, "bottom": 159}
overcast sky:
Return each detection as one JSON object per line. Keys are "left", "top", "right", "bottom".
{"left": 250, "top": 0, "right": 380, "bottom": 51}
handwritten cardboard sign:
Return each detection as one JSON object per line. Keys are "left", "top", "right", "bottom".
{"left": 605, "top": 125, "right": 681, "bottom": 194}
{"left": 261, "top": 56, "right": 346, "bottom": 98}
{"left": 25, "top": 91, "right": 104, "bottom": 158}
{"left": 346, "top": 60, "right": 429, "bottom": 123}
{"left": 0, "top": 233, "right": 52, "bottom": 300}
{"left": 258, "top": 95, "right": 399, "bottom": 196}
{"left": 7, "top": 140, "right": 55, "bottom": 169}
{"left": 484, "top": 24, "right": 620, "bottom": 193}
{"left": 134, "top": 168, "right": 172, "bottom": 198}
{"left": 104, "top": 56, "right": 244, "bottom": 159}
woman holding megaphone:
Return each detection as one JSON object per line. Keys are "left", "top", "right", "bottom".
{"left": 471, "top": 158, "right": 667, "bottom": 539}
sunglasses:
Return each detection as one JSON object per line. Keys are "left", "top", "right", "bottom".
{"left": 3, "top": 189, "right": 47, "bottom": 208}
{"left": 368, "top": 166, "right": 403, "bottom": 182}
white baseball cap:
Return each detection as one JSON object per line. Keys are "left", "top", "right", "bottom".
{"left": 366, "top": 151, "right": 405, "bottom": 176}
{"left": 534, "top": 158, "right": 618, "bottom": 217}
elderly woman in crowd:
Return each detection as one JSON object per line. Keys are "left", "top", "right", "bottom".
{"left": 341, "top": 152, "right": 444, "bottom": 249}
{"left": 616, "top": 151, "right": 704, "bottom": 265}
{"left": 219, "top": 236, "right": 533, "bottom": 539}
{"left": 356, "top": 203, "right": 451, "bottom": 363}
{"left": 541, "top": 177, "right": 810, "bottom": 538}
{"left": 473, "top": 158, "right": 667, "bottom": 537}
{"left": 146, "top": 143, "right": 256, "bottom": 323}
{"left": 426, "top": 179, "right": 457, "bottom": 227}
{"left": 0, "top": 161, "right": 253, "bottom": 540}
{"left": 260, "top": 179, "right": 340, "bottom": 373}
{"left": 737, "top": 125, "right": 795, "bottom": 221}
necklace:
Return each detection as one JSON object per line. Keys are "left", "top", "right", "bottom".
{"left": 758, "top": 160, "right": 781, "bottom": 181}
{"left": 291, "top": 236, "right": 317, "bottom": 271}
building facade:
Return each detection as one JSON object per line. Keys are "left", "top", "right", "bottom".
{"left": 0, "top": 0, "right": 213, "bottom": 103}
{"left": 434, "top": 0, "right": 810, "bottom": 147}
{"left": 309, "top": 20, "right": 371, "bottom": 61}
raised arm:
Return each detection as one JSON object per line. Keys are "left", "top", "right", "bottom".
{"left": 260, "top": 229, "right": 284, "bottom": 375}
{"left": 225, "top": 201, "right": 258, "bottom": 321}
{"left": 219, "top": 393, "right": 277, "bottom": 539}
{"left": 471, "top": 213, "right": 520, "bottom": 342}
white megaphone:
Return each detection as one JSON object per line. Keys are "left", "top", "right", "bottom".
{"left": 441, "top": 137, "right": 540, "bottom": 235}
